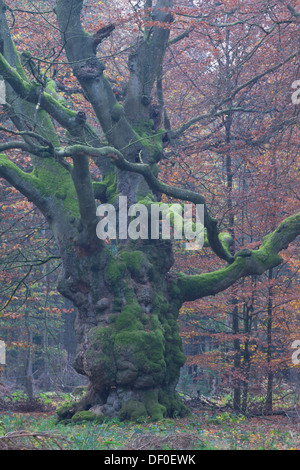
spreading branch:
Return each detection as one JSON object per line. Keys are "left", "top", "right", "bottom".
{"left": 177, "top": 213, "right": 300, "bottom": 302}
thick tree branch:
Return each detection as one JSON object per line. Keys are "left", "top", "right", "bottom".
{"left": 0, "top": 141, "right": 54, "bottom": 161}
{"left": 93, "top": 23, "right": 116, "bottom": 50}
{"left": 0, "top": 125, "right": 52, "bottom": 147}
{"left": 177, "top": 213, "right": 300, "bottom": 302}
{"left": 0, "top": 53, "right": 81, "bottom": 132}
{"left": 124, "top": 0, "right": 174, "bottom": 124}
{"left": 55, "top": 0, "right": 144, "bottom": 170}
{"left": 169, "top": 27, "right": 194, "bottom": 45}
{"left": 0, "top": 48, "right": 112, "bottom": 174}
{"left": 0, "top": 154, "right": 49, "bottom": 213}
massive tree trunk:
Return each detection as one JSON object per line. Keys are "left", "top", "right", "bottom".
{"left": 0, "top": 0, "right": 299, "bottom": 421}
{"left": 56, "top": 235, "right": 187, "bottom": 420}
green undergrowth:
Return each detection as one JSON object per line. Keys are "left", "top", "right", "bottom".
{"left": 0, "top": 408, "right": 299, "bottom": 450}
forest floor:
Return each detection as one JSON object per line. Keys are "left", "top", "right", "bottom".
{"left": 0, "top": 400, "right": 299, "bottom": 450}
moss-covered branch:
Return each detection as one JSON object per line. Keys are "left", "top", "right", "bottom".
{"left": 177, "top": 212, "right": 300, "bottom": 302}
{"left": 0, "top": 141, "right": 46, "bottom": 155}
{"left": 0, "top": 153, "right": 48, "bottom": 213}
{"left": 0, "top": 152, "right": 81, "bottom": 224}
{"left": 0, "top": 52, "right": 77, "bottom": 129}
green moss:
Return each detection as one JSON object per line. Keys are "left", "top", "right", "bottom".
{"left": 132, "top": 124, "right": 163, "bottom": 162}
{"left": 56, "top": 401, "right": 77, "bottom": 421}
{"left": 114, "top": 328, "right": 166, "bottom": 381}
{"left": 219, "top": 232, "right": 234, "bottom": 258}
{"left": 70, "top": 410, "right": 104, "bottom": 424}
{"left": 45, "top": 78, "right": 68, "bottom": 106}
{"left": 33, "top": 160, "right": 79, "bottom": 218}
{"left": 0, "top": 153, "right": 79, "bottom": 219}
{"left": 0, "top": 154, "right": 26, "bottom": 174}
{"left": 105, "top": 258, "right": 126, "bottom": 285}
{"left": 119, "top": 399, "right": 147, "bottom": 422}
{"left": 153, "top": 293, "right": 169, "bottom": 317}
{"left": 119, "top": 250, "right": 146, "bottom": 279}
{"left": 118, "top": 391, "right": 179, "bottom": 422}
{"left": 169, "top": 279, "right": 181, "bottom": 301}
{"left": 137, "top": 193, "right": 155, "bottom": 205}
{"left": 112, "top": 297, "right": 123, "bottom": 312}
{"left": 150, "top": 313, "right": 160, "bottom": 329}
{"left": 42, "top": 89, "right": 77, "bottom": 118}
{"left": 151, "top": 163, "right": 159, "bottom": 177}
{"left": 159, "top": 389, "right": 190, "bottom": 419}
{"left": 141, "top": 313, "right": 149, "bottom": 325}
{"left": 93, "top": 181, "right": 108, "bottom": 200}
{"left": 111, "top": 103, "right": 124, "bottom": 122}
{"left": 0, "top": 420, "right": 5, "bottom": 437}
{"left": 250, "top": 231, "right": 283, "bottom": 270}
{"left": 0, "top": 53, "right": 32, "bottom": 92}
{"left": 116, "top": 291, "right": 143, "bottom": 331}
{"left": 162, "top": 317, "right": 186, "bottom": 385}
{"left": 177, "top": 259, "right": 244, "bottom": 302}
{"left": 71, "top": 410, "right": 97, "bottom": 423}
{"left": 143, "top": 391, "right": 166, "bottom": 421}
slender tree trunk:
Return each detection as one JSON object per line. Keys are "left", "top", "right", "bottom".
{"left": 24, "top": 317, "right": 34, "bottom": 400}
{"left": 222, "top": 24, "right": 243, "bottom": 409}
{"left": 224, "top": 109, "right": 241, "bottom": 411}
{"left": 232, "top": 297, "right": 241, "bottom": 411}
{"left": 43, "top": 230, "right": 51, "bottom": 391}
{"left": 241, "top": 302, "right": 252, "bottom": 412}
{"left": 265, "top": 268, "right": 274, "bottom": 414}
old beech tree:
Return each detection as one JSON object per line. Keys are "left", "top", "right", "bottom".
{"left": 0, "top": 0, "right": 299, "bottom": 421}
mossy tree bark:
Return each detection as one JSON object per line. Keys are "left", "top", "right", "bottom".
{"left": 0, "top": 0, "right": 300, "bottom": 421}
{"left": 56, "top": 236, "right": 189, "bottom": 420}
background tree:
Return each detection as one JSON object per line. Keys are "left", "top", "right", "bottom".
{"left": 0, "top": 0, "right": 299, "bottom": 421}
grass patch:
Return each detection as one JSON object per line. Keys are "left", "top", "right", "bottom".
{"left": 0, "top": 409, "right": 299, "bottom": 450}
